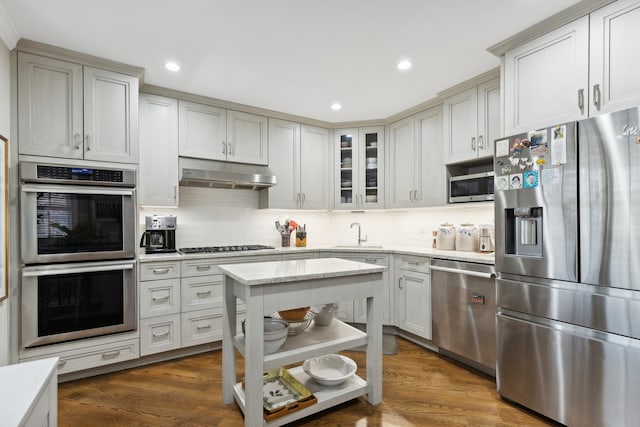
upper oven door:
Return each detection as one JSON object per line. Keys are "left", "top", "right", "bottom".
{"left": 21, "top": 183, "right": 135, "bottom": 264}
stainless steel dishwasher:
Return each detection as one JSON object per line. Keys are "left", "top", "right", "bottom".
{"left": 430, "top": 259, "right": 496, "bottom": 374}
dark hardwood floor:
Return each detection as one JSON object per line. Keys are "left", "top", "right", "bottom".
{"left": 58, "top": 337, "right": 555, "bottom": 426}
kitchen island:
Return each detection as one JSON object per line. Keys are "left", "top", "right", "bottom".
{"left": 219, "top": 257, "right": 386, "bottom": 426}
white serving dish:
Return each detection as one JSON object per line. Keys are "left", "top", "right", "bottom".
{"left": 303, "top": 354, "right": 357, "bottom": 386}
{"left": 242, "top": 317, "right": 289, "bottom": 354}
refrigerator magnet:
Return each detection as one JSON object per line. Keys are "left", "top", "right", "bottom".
{"left": 496, "top": 176, "right": 509, "bottom": 191}
{"left": 510, "top": 173, "right": 523, "bottom": 189}
{"left": 551, "top": 125, "right": 567, "bottom": 165}
{"left": 524, "top": 170, "right": 539, "bottom": 189}
{"left": 496, "top": 139, "right": 510, "bottom": 157}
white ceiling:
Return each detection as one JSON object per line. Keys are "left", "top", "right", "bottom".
{"left": 0, "top": 0, "right": 582, "bottom": 123}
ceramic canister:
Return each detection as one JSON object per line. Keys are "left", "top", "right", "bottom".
{"left": 455, "top": 223, "right": 478, "bottom": 252}
{"left": 436, "top": 223, "right": 456, "bottom": 250}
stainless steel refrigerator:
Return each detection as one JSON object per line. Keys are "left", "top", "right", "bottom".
{"left": 495, "top": 107, "right": 640, "bottom": 426}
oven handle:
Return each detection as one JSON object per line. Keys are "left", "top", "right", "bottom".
{"left": 21, "top": 183, "right": 134, "bottom": 196}
{"left": 23, "top": 262, "right": 135, "bottom": 277}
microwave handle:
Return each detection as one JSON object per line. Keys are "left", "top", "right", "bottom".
{"left": 139, "top": 232, "right": 146, "bottom": 248}
{"left": 23, "top": 262, "right": 135, "bottom": 277}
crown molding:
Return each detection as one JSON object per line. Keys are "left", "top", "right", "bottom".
{"left": 487, "top": 0, "right": 616, "bottom": 57}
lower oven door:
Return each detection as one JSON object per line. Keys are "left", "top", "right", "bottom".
{"left": 21, "top": 260, "right": 136, "bottom": 348}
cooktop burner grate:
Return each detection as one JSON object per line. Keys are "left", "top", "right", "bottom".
{"left": 178, "top": 245, "right": 276, "bottom": 254}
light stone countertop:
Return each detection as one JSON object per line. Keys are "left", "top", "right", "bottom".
{"left": 218, "top": 257, "right": 387, "bottom": 286}
{"left": 138, "top": 245, "right": 495, "bottom": 265}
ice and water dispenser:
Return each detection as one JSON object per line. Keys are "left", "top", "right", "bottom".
{"left": 504, "top": 207, "right": 543, "bottom": 257}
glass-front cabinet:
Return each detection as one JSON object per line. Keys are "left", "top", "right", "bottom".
{"left": 335, "top": 126, "right": 384, "bottom": 209}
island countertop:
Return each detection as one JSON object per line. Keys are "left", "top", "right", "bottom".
{"left": 218, "top": 257, "right": 387, "bottom": 286}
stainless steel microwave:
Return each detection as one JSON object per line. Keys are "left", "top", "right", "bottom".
{"left": 449, "top": 171, "right": 494, "bottom": 203}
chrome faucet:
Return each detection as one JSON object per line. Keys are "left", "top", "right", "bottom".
{"left": 350, "top": 222, "right": 367, "bottom": 246}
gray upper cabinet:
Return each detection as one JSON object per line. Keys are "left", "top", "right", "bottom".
{"left": 503, "top": 17, "right": 589, "bottom": 135}
{"left": 178, "top": 101, "right": 227, "bottom": 161}
{"left": 18, "top": 52, "right": 139, "bottom": 164}
{"left": 139, "top": 94, "right": 179, "bottom": 207}
{"left": 387, "top": 105, "right": 445, "bottom": 208}
{"left": 178, "top": 101, "right": 268, "bottom": 165}
{"left": 260, "top": 119, "right": 329, "bottom": 209}
{"left": 443, "top": 77, "right": 500, "bottom": 164}
{"left": 334, "top": 126, "right": 384, "bottom": 210}
{"left": 503, "top": 0, "right": 640, "bottom": 135}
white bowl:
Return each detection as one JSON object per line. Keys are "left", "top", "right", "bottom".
{"left": 303, "top": 354, "right": 357, "bottom": 386}
{"left": 242, "top": 317, "right": 289, "bottom": 354}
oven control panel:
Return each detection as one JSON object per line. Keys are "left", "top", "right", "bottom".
{"left": 20, "top": 161, "right": 135, "bottom": 187}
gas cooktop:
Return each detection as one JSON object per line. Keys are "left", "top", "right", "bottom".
{"left": 178, "top": 245, "right": 276, "bottom": 254}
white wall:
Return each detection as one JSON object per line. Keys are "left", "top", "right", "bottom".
{"left": 0, "top": 39, "right": 11, "bottom": 366}
{"left": 140, "top": 187, "right": 494, "bottom": 249}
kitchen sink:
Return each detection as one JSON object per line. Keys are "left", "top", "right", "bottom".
{"left": 331, "top": 245, "right": 384, "bottom": 249}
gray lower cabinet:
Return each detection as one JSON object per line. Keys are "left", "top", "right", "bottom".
{"left": 394, "top": 255, "right": 431, "bottom": 339}
{"left": 139, "top": 255, "right": 280, "bottom": 356}
{"left": 319, "top": 252, "right": 391, "bottom": 325}
{"left": 139, "top": 261, "right": 182, "bottom": 356}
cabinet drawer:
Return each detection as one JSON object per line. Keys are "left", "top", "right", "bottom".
{"left": 52, "top": 339, "right": 139, "bottom": 375}
{"left": 140, "top": 314, "right": 181, "bottom": 356}
{"left": 140, "top": 261, "right": 180, "bottom": 281}
{"left": 181, "top": 255, "right": 281, "bottom": 277}
{"left": 181, "top": 275, "right": 223, "bottom": 312}
{"left": 181, "top": 308, "right": 223, "bottom": 347}
{"left": 181, "top": 259, "right": 220, "bottom": 277}
{"left": 139, "top": 279, "right": 181, "bottom": 319}
{"left": 398, "top": 255, "right": 430, "bottom": 273}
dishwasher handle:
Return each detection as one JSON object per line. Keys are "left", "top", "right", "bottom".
{"left": 430, "top": 265, "right": 495, "bottom": 279}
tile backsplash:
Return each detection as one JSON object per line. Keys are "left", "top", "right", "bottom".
{"left": 139, "top": 187, "right": 494, "bottom": 248}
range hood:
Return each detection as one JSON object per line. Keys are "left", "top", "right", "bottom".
{"left": 179, "top": 157, "right": 276, "bottom": 190}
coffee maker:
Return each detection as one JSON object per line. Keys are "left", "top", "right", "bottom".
{"left": 140, "top": 215, "right": 177, "bottom": 254}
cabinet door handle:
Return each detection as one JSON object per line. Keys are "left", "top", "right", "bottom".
{"left": 578, "top": 88, "right": 585, "bottom": 113}
{"left": 58, "top": 359, "right": 68, "bottom": 368}
{"left": 398, "top": 277, "right": 404, "bottom": 289}
{"left": 414, "top": 190, "right": 419, "bottom": 201}
{"left": 196, "top": 324, "right": 212, "bottom": 331}
{"left": 408, "top": 261, "right": 420, "bottom": 266}
{"left": 152, "top": 295, "right": 170, "bottom": 302}
{"left": 222, "top": 141, "right": 227, "bottom": 154}
{"left": 101, "top": 350, "right": 121, "bottom": 359}
{"left": 471, "top": 137, "right": 476, "bottom": 151}
{"left": 360, "top": 194, "right": 363, "bottom": 207}
{"left": 85, "top": 134, "right": 92, "bottom": 151}
{"left": 196, "top": 290, "right": 212, "bottom": 297}
{"left": 196, "top": 265, "right": 211, "bottom": 271}
{"left": 152, "top": 268, "right": 171, "bottom": 275}
{"left": 73, "top": 133, "right": 81, "bottom": 149}
{"left": 478, "top": 135, "right": 484, "bottom": 150}
{"left": 152, "top": 331, "right": 170, "bottom": 339}
{"left": 301, "top": 193, "right": 306, "bottom": 202}
{"left": 228, "top": 141, "right": 234, "bottom": 156}
{"left": 593, "top": 84, "right": 601, "bottom": 110}
{"left": 409, "top": 191, "right": 413, "bottom": 201}
{"left": 174, "top": 186, "right": 178, "bottom": 201}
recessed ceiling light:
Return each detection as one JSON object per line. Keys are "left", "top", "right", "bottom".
{"left": 165, "top": 61, "right": 180, "bottom": 72}
{"left": 397, "top": 60, "right": 412, "bottom": 71}
{"left": 331, "top": 103, "right": 342, "bottom": 111}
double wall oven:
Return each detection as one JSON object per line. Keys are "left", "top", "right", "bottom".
{"left": 20, "top": 162, "right": 137, "bottom": 348}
